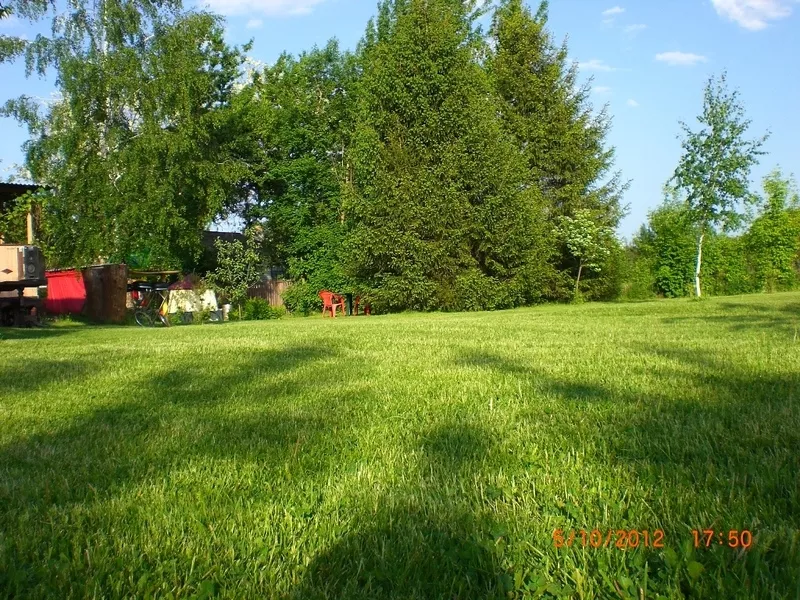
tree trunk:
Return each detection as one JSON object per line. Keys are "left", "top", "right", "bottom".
{"left": 575, "top": 262, "right": 584, "bottom": 296}
{"left": 695, "top": 232, "right": 705, "bottom": 298}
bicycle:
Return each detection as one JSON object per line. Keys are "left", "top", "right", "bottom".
{"left": 130, "top": 282, "right": 171, "bottom": 327}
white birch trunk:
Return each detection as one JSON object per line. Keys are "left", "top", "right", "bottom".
{"left": 695, "top": 232, "right": 705, "bottom": 298}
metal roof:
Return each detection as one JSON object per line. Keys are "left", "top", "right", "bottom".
{"left": 0, "top": 183, "right": 43, "bottom": 211}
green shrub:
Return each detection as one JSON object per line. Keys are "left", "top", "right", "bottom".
{"left": 704, "top": 236, "right": 758, "bottom": 296}
{"left": 655, "top": 265, "right": 690, "bottom": 298}
{"left": 582, "top": 240, "right": 627, "bottom": 301}
{"left": 242, "top": 298, "right": 286, "bottom": 321}
{"left": 546, "top": 269, "right": 577, "bottom": 303}
{"left": 452, "top": 270, "right": 501, "bottom": 312}
{"left": 619, "top": 252, "right": 656, "bottom": 301}
{"left": 631, "top": 195, "right": 697, "bottom": 298}
{"left": 282, "top": 282, "right": 322, "bottom": 315}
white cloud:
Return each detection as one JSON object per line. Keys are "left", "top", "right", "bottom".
{"left": 246, "top": 18, "right": 263, "bottom": 28}
{"left": 578, "top": 59, "right": 620, "bottom": 72}
{"left": 655, "top": 51, "right": 708, "bottom": 66}
{"left": 593, "top": 86, "right": 612, "bottom": 95}
{"left": 624, "top": 23, "right": 647, "bottom": 34}
{"left": 602, "top": 6, "right": 625, "bottom": 16}
{"left": 201, "top": 0, "right": 326, "bottom": 17}
{"left": 627, "top": 99, "right": 640, "bottom": 108}
{"left": 711, "top": 0, "right": 794, "bottom": 30}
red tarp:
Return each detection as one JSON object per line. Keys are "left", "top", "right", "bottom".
{"left": 45, "top": 270, "right": 86, "bottom": 314}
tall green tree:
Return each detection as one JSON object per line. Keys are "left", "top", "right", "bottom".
{"left": 488, "top": 0, "right": 625, "bottom": 299}
{"left": 344, "top": 0, "right": 553, "bottom": 312}
{"left": 1, "top": 0, "right": 247, "bottom": 269}
{"left": 746, "top": 169, "right": 800, "bottom": 291}
{"left": 671, "top": 72, "right": 768, "bottom": 297}
{"left": 488, "top": 0, "right": 625, "bottom": 226}
{"left": 231, "top": 41, "right": 357, "bottom": 310}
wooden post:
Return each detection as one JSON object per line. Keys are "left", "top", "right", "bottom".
{"left": 82, "top": 264, "right": 129, "bottom": 323}
{"left": 26, "top": 210, "right": 34, "bottom": 244}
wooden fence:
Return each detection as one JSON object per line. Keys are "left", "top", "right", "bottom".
{"left": 248, "top": 280, "right": 289, "bottom": 307}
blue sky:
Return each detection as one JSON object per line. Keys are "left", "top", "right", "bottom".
{"left": 1, "top": 0, "right": 798, "bottom": 238}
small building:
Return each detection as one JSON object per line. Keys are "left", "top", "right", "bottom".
{"left": 0, "top": 182, "right": 41, "bottom": 245}
{"left": 0, "top": 183, "right": 46, "bottom": 325}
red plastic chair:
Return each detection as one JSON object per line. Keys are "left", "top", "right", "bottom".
{"left": 319, "top": 290, "right": 346, "bottom": 318}
{"left": 353, "top": 296, "right": 371, "bottom": 316}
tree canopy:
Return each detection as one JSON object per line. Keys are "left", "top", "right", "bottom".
{"left": 1, "top": 0, "right": 676, "bottom": 312}
{"left": 341, "top": 0, "right": 557, "bottom": 312}
{"left": 2, "top": 0, "right": 247, "bottom": 268}
{"left": 489, "top": 0, "right": 624, "bottom": 225}
{"left": 746, "top": 169, "right": 800, "bottom": 291}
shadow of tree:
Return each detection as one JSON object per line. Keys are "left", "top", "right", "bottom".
{"left": 453, "top": 344, "right": 800, "bottom": 597}
{"left": 460, "top": 343, "right": 799, "bottom": 500}
{"left": 616, "top": 344, "right": 799, "bottom": 493}
{"left": 0, "top": 358, "right": 92, "bottom": 395}
{"left": 0, "top": 325, "right": 116, "bottom": 341}
{"left": 0, "top": 343, "right": 348, "bottom": 500}
{"left": 457, "top": 349, "right": 615, "bottom": 403}
{"left": 719, "top": 301, "right": 800, "bottom": 316}
{"left": 454, "top": 351, "right": 531, "bottom": 377}
{"left": 4, "top": 323, "right": 799, "bottom": 597}
{"left": 292, "top": 422, "right": 509, "bottom": 599}
{"left": 0, "top": 343, "right": 377, "bottom": 595}
{"left": 660, "top": 301, "right": 800, "bottom": 337}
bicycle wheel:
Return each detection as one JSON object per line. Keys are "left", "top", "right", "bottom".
{"left": 135, "top": 309, "right": 154, "bottom": 327}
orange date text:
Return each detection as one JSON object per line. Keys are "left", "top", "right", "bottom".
{"left": 553, "top": 529, "right": 665, "bottom": 550}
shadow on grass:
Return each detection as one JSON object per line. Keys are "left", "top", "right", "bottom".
{"left": 661, "top": 301, "right": 800, "bottom": 336}
{"left": 459, "top": 344, "right": 799, "bottom": 502}
{"left": 0, "top": 343, "right": 377, "bottom": 595}
{"left": 455, "top": 351, "right": 531, "bottom": 376}
{"left": 719, "top": 301, "right": 800, "bottom": 315}
{"left": 2, "top": 345, "right": 514, "bottom": 597}
{"left": 616, "top": 344, "right": 800, "bottom": 490}
{"left": 0, "top": 326, "right": 90, "bottom": 341}
{"left": 458, "top": 349, "right": 611, "bottom": 403}
{"left": 0, "top": 344, "right": 334, "bottom": 503}
{"left": 455, "top": 345, "right": 800, "bottom": 596}
{"left": 4, "top": 326, "right": 798, "bottom": 597}
{"left": 293, "top": 422, "right": 508, "bottom": 599}
{"left": 0, "top": 358, "right": 92, "bottom": 395}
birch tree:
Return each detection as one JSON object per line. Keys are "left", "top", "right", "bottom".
{"left": 1, "top": 0, "right": 248, "bottom": 268}
{"left": 672, "top": 72, "right": 767, "bottom": 297}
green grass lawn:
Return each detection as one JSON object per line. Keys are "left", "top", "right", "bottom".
{"left": 1, "top": 293, "right": 799, "bottom": 599}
